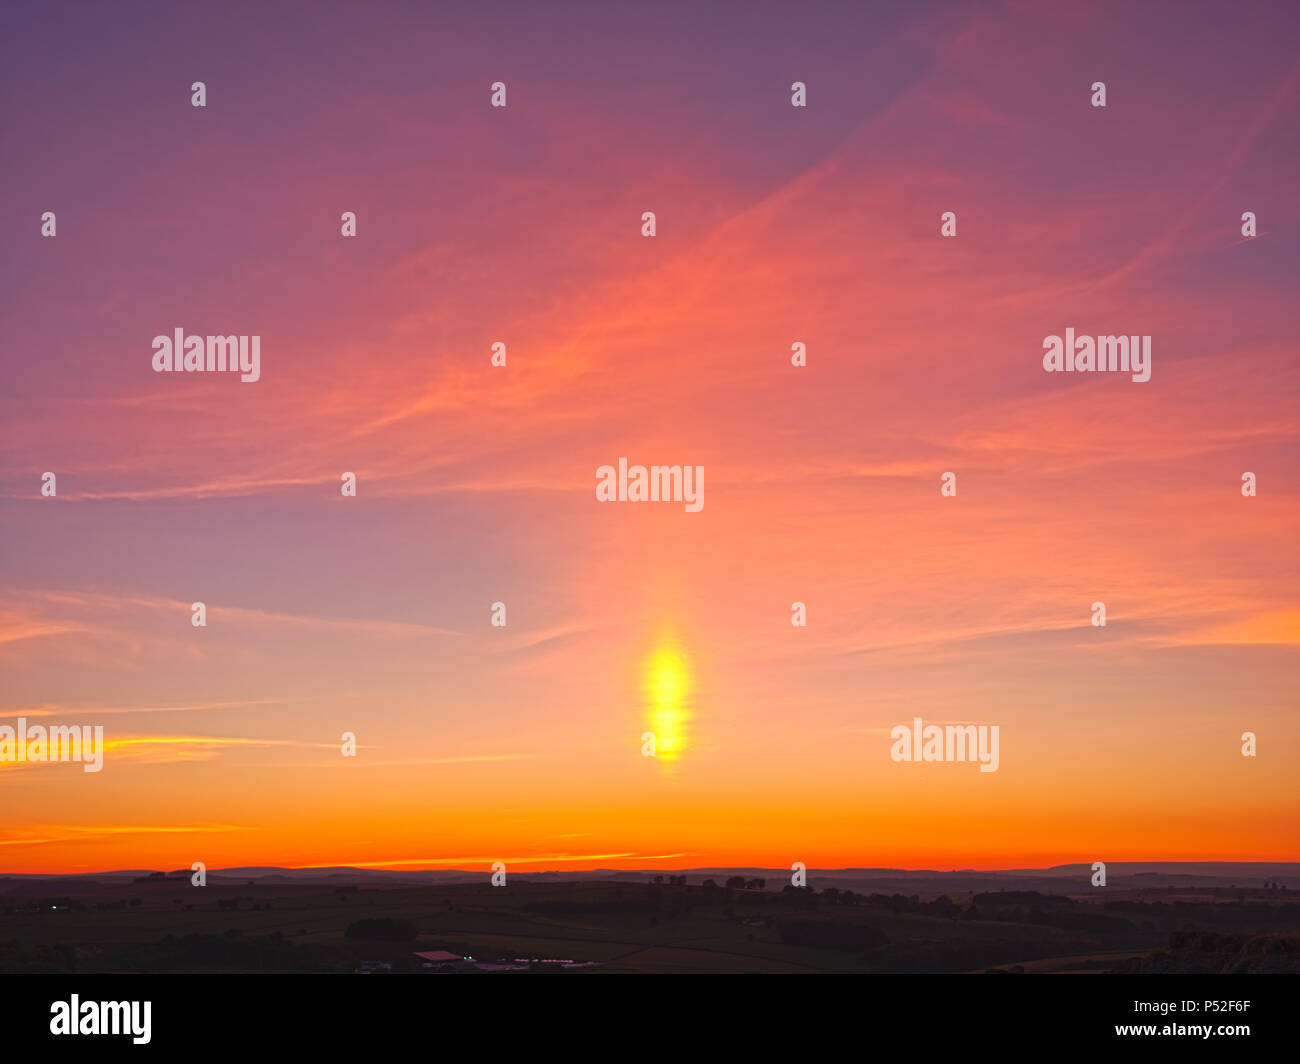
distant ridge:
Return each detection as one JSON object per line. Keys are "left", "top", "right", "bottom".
{"left": 3, "top": 861, "right": 1298, "bottom": 889}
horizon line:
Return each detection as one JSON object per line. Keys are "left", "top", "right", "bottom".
{"left": 5, "top": 858, "right": 1300, "bottom": 879}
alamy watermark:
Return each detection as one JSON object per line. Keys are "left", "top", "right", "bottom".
{"left": 50, "top": 996, "right": 150, "bottom": 1044}
{"left": 596, "top": 458, "right": 704, "bottom": 512}
{"left": 151, "top": 328, "right": 261, "bottom": 383}
{"left": 890, "top": 717, "right": 999, "bottom": 773}
{"left": 1042, "top": 330, "right": 1150, "bottom": 383}
{"left": 0, "top": 718, "right": 104, "bottom": 772}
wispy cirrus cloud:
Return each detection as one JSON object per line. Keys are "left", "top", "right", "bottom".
{"left": 0, "top": 823, "right": 250, "bottom": 847}
{"left": 304, "top": 851, "right": 693, "bottom": 869}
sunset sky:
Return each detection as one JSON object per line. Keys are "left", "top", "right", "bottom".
{"left": 1, "top": 0, "right": 1297, "bottom": 873}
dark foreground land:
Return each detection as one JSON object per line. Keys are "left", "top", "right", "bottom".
{"left": 2, "top": 869, "right": 1298, "bottom": 973}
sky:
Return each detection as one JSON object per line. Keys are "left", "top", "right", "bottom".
{"left": 0, "top": 0, "right": 1297, "bottom": 874}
